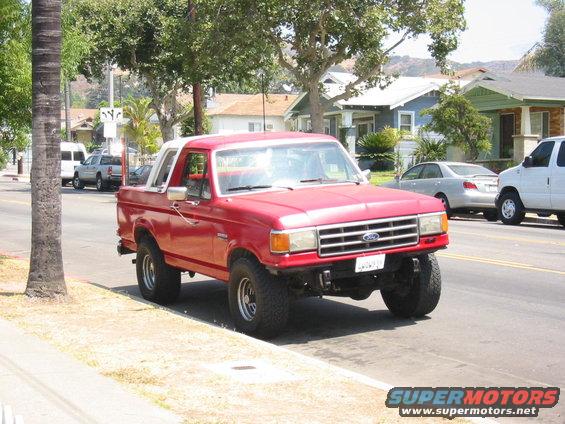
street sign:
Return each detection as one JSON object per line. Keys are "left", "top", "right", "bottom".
{"left": 100, "top": 107, "right": 123, "bottom": 123}
{"left": 103, "top": 122, "right": 117, "bottom": 138}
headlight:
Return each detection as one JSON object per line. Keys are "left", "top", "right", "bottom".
{"left": 270, "top": 229, "right": 318, "bottom": 254}
{"left": 419, "top": 213, "right": 448, "bottom": 236}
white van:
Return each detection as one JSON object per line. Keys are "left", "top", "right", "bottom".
{"left": 61, "top": 142, "right": 87, "bottom": 186}
{"left": 497, "top": 136, "right": 565, "bottom": 227}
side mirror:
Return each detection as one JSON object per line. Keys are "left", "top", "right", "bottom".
{"left": 362, "top": 169, "right": 371, "bottom": 180}
{"left": 80, "top": 160, "right": 84, "bottom": 165}
{"left": 167, "top": 186, "right": 188, "bottom": 201}
{"left": 522, "top": 156, "right": 533, "bottom": 168}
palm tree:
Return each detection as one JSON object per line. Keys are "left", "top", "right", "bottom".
{"left": 26, "top": 0, "right": 66, "bottom": 297}
{"left": 123, "top": 97, "right": 160, "bottom": 164}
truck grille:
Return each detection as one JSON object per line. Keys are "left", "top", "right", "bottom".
{"left": 317, "top": 215, "right": 419, "bottom": 257}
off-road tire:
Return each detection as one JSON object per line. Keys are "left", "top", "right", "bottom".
{"left": 381, "top": 253, "right": 441, "bottom": 318}
{"left": 228, "top": 257, "right": 289, "bottom": 339}
{"left": 96, "top": 174, "right": 106, "bottom": 192}
{"left": 557, "top": 213, "right": 565, "bottom": 228}
{"left": 498, "top": 191, "right": 525, "bottom": 226}
{"left": 483, "top": 210, "right": 498, "bottom": 222}
{"left": 72, "top": 174, "right": 84, "bottom": 190}
{"left": 435, "top": 193, "right": 452, "bottom": 218}
{"left": 136, "top": 237, "right": 181, "bottom": 305}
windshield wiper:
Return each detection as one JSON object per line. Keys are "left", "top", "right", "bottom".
{"left": 299, "top": 178, "right": 360, "bottom": 185}
{"left": 227, "top": 184, "right": 294, "bottom": 192}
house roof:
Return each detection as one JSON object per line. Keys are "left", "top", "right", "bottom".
{"left": 425, "top": 67, "right": 488, "bottom": 80}
{"left": 464, "top": 73, "right": 565, "bottom": 101}
{"left": 207, "top": 93, "right": 299, "bottom": 117}
{"left": 60, "top": 108, "right": 97, "bottom": 130}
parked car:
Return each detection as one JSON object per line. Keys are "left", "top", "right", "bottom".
{"left": 382, "top": 161, "right": 499, "bottom": 221}
{"left": 497, "top": 136, "right": 565, "bottom": 227}
{"left": 128, "top": 165, "right": 152, "bottom": 186}
{"left": 116, "top": 132, "right": 449, "bottom": 338}
{"left": 60, "top": 142, "right": 87, "bottom": 186}
{"left": 72, "top": 154, "right": 122, "bottom": 191}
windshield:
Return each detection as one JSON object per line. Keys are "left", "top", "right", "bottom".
{"left": 448, "top": 164, "right": 495, "bottom": 176}
{"left": 214, "top": 142, "right": 361, "bottom": 195}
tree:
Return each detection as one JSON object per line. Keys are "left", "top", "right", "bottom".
{"left": 181, "top": 105, "right": 211, "bottom": 136}
{"left": 123, "top": 97, "right": 160, "bottom": 163}
{"left": 255, "top": 0, "right": 466, "bottom": 133}
{"left": 535, "top": 1, "right": 565, "bottom": 77}
{"left": 413, "top": 133, "right": 447, "bottom": 163}
{"left": 26, "top": 0, "right": 67, "bottom": 297}
{"left": 421, "top": 84, "right": 491, "bottom": 161}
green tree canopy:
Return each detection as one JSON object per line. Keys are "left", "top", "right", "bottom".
{"left": 421, "top": 84, "right": 491, "bottom": 161}
{"left": 123, "top": 97, "right": 160, "bottom": 162}
{"left": 535, "top": 1, "right": 565, "bottom": 77}
{"left": 252, "top": 0, "right": 466, "bottom": 133}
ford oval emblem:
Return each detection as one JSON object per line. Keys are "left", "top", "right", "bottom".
{"left": 362, "top": 232, "right": 380, "bottom": 242}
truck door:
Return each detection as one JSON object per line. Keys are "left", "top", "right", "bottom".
{"left": 551, "top": 141, "right": 565, "bottom": 210}
{"left": 168, "top": 151, "right": 215, "bottom": 271}
{"left": 85, "top": 155, "right": 100, "bottom": 182}
{"left": 520, "top": 141, "right": 554, "bottom": 209}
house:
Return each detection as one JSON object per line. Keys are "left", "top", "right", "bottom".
{"left": 284, "top": 71, "right": 459, "bottom": 165}
{"left": 425, "top": 67, "right": 489, "bottom": 81}
{"left": 463, "top": 73, "right": 565, "bottom": 163}
{"left": 206, "top": 93, "right": 298, "bottom": 134}
{"left": 60, "top": 108, "right": 97, "bottom": 145}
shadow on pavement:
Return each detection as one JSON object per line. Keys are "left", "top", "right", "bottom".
{"left": 113, "top": 277, "right": 417, "bottom": 343}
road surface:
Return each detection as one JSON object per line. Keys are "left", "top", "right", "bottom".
{"left": 1, "top": 180, "right": 563, "bottom": 422}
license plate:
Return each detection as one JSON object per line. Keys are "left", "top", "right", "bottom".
{"left": 355, "top": 254, "right": 386, "bottom": 273}
{"left": 486, "top": 185, "right": 498, "bottom": 192}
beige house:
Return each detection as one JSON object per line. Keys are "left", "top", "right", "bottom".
{"left": 60, "top": 108, "right": 97, "bottom": 144}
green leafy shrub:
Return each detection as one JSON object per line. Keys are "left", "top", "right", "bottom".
{"left": 358, "top": 127, "right": 404, "bottom": 170}
{"left": 414, "top": 135, "right": 447, "bottom": 163}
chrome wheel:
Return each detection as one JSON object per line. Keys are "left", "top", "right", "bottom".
{"left": 237, "top": 277, "right": 256, "bottom": 322}
{"left": 501, "top": 199, "right": 515, "bottom": 219}
{"left": 142, "top": 254, "right": 156, "bottom": 290}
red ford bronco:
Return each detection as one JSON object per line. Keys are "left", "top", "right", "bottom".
{"left": 116, "top": 132, "right": 449, "bottom": 338}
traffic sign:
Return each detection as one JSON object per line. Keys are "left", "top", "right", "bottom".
{"left": 100, "top": 107, "right": 123, "bottom": 123}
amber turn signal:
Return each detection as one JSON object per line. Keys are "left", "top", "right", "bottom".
{"left": 441, "top": 212, "right": 449, "bottom": 233}
{"left": 270, "top": 232, "right": 290, "bottom": 253}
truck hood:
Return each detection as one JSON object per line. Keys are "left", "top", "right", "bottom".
{"left": 228, "top": 183, "right": 444, "bottom": 229}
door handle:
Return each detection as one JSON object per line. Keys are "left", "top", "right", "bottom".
{"left": 170, "top": 202, "right": 180, "bottom": 209}
{"left": 170, "top": 202, "right": 199, "bottom": 226}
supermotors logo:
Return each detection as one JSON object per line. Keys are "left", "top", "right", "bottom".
{"left": 386, "top": 387, "right": 560, "bottom": 418}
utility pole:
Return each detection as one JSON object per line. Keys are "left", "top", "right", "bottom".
{"left": 107, "top": 64, "right": 114, "bottom": 152}
{"left": 189, "top": 0, "right": 203, "bottom": 135}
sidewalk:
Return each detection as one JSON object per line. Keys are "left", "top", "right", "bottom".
{"left": 0, "top": 318, "right": 181, "bottom": 424}
{"left": 0, "top": 163, "right": 30, "bottom": 182}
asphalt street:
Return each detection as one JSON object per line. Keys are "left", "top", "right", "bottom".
{"left": 1, "top": 179, "right": 564, "bottom": 423}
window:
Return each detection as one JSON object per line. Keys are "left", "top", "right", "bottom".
{"left": 150, "top": 149, "right": 177, "bottom": 188}
{"left": 530, "top": 111, "right": 549, "bottom": 138}
{"left": 557, "top": 142, "right": 565, "bottom": 167}
{"left": 356, "top": 122, "right": 374, "bottom": 139}
{"left": 61, "top": 151, "right": 72, "bottom": 161}
{"left": 90, "top": 155, "right": 101, "bottom": 165}
{"left": 82, "top": 156, "right": 92, "bottom": 166}
{"left": 402, "top": 164, "right": 424, "bottom": 180}
{"left": 421, "top": 164, "right": 443, "bottom": 179}
{"left": 448, "top": 164, "right": 495, "bottom": 176}
{"left": 530, "top": 141, "right": 555, "bottom": 167}
{"left": 398, "top": 111, "right": 414, "bottom": 133}
{"left": 73, "top": 151, "right": 85, "bottom": 162}
{"left": 248, "top": 122, "right": 262, "bottom": 132}
{"left": 182, "top": 152, "right": 211, "bottom": 200}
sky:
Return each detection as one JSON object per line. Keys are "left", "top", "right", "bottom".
{"left": 391, "top": 0, "right": 549, "bottom": 63}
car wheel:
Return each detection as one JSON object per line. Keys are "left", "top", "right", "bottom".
{"left": 557, "top": 213, "right": 565, "bottom": 228}
{"left": 61, "top": 179, "right": 70, "bottom": 187}
{"left": 229, "top": 257, "right": 289, "bottom": 339}
{"left": 96, "top": 174, "right": 106, "bottom": 192}
{"left": 483, "top": 210, "right": 498, "bottom": 222}
{"left": 498, "top": 192, "right": 525, "bottom": 226}
{"left": 136, "top": 237, "right": 181, "bottom": 305}
{"left": 72, "top": 175, "right": 84, "bottom": 190}
{"left": 381, "top": 253, "right": 441, "bottom": 318}
{"left": 435, "top": 193, "right": 452, "bottom": 218}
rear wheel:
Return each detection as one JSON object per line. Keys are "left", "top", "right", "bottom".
{"left": 557, "top": 213, "right": 565, "bottom": 228}
{"left": 228, "top": 257, "right": 289, "bottom": 339}
{"left": 483, "top": 210, "right": 498, "bottom": 222}
{"left": 435, "top": 193, "right": 452, "bottom": 218}
{"left": 136, "top": 238, "right": 180, "bottom": 304}
{"left": 72, "top": 174, "right": 84, "bottom": 190}
{"left": 96, "top": 174, "right": 106, "bottom": 192}
{"left": 381, "top": 253, "right": 441, "bottom": 318}
{"left": 498, "top": 191, "right": 525, "bottom": 225}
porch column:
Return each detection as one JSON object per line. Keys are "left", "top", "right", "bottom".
{"left": 341, "top": 110, "right": 356, "bottom": 157}
{"left": 513, "top": 106, "right": 538, "bottom": 162}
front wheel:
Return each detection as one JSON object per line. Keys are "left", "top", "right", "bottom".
{"left": 136, "top": 238, "right": 181, "bottom": 304}
{"left": 381, "top": 253, "right": 441, "bottom": 318}
{"left": 498, "top": 192, "right": 525, "bottom": 225}
{"left": 228, "top": 258, "right": 289, "bottom": 339}
{"left": 72, "top": 175, "right": 84, "bottom": 190}
{"left": 557, "top": 213, "right": 565, "bottom": 228}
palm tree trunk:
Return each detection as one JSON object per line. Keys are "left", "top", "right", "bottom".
{"left": 26, "top": 0, "right": 66, "bottom": 297}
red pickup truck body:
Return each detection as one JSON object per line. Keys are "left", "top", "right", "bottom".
{"left": 117, "top": 132, "right": 448, "bottom": 337}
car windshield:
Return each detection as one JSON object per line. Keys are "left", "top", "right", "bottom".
{"left": 215, "top": 142, "right": 361, "bottom": 195}
{"left": 448, "top": 164, "right": 495, "bottom": 176}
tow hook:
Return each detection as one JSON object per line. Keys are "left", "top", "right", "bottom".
{"left": 411, "top": 257, "right": 421, "bottom": 275}
{"left": 318, "top": 270, "right": 331, "bottom": 290}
